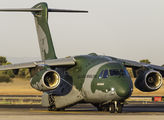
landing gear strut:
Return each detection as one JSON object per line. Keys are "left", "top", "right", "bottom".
{"left": 48, "top": 94, "right": 56, "bottom": 111}
{"left": 115, "top": 102, "right": 123, "bottom": 113}
{"left": 109, "top": 101, "right": 123, "bottom": 113}
{"left": 48, "top": 94, "right": 65, "bottom": 111}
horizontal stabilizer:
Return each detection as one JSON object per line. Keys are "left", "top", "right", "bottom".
{"left": 0, "top": 8, "right": 88, "bottom": 13}
{"left": 48, "top": 9, "right": 88, "bottom": 13}
{"left": 0, "top": 8, "right": 42, "bottom": 12}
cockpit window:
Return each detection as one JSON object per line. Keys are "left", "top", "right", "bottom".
{"left": 103, "top": 69, "right": 109, "bottom": 78}
{"left": 99, "top": 70, "right": 104, "bottom": 79}
{"left": 110, "top": 69, "right": 126, "bottom": 76}
{"left": 99, "top": 69, "right": 109, "bottom": 79}
{"left": 99, "top": 69, "right": 127, "bottom": 79}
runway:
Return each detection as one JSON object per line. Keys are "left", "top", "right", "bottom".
{"left": 1, "top": 104, "right": 164, "bottom": 120}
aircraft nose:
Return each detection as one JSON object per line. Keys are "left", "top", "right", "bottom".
{"left": 116, "top": 86, "right": 132, "bottom": 99}
{"left": 115, "top": 79, "right": 133, "bottom": 99}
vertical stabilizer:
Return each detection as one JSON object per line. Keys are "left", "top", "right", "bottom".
{"left": 0, "top": 2, "right": 88, "bottom": 60}
{"left": 32, "top": 3, "right": 57, "bottom": 60}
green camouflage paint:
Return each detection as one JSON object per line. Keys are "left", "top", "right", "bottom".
{"left": 30, "top": 66, "right": 52, "bottom": 91}
{"left": 67, "top": 55, "right": 109, "bottom": 91}
{"left": 66, "top": 55, "right": 132, "bottom": 101}
{"left": 32, "top": 3, "right": 57, "bottom": 60}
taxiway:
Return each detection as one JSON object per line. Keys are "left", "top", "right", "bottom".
{"left": 0, "top": 104, "right": 164, "bottom": 120}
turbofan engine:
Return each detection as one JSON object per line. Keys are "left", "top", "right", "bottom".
{"left": 30, "top": 69, "right": 61, "bottom": 91}
{"left": 135, "top": 70, "right": 163, "bottom": 92}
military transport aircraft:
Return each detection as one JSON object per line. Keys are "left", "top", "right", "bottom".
{"left": 0, "top": 2, "right": 164, "bottom": 113}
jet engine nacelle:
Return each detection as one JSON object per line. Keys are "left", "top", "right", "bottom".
{"left": 30, "top": 69, "right": 61, "bottom": 91}
{"left": 135, "top": 70, "right": 163, "bottom": 92}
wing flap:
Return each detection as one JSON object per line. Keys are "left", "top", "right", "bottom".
{"left": 0, "top": 57, "right": 75, "bottom": 71}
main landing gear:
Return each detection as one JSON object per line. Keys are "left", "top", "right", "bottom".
{"left": 48, "top": 105, "right": 65, "bottom": 111}
{"left": 95, "top": 101, "right": 124, "bottom": 113}
{"left": 48, "top": 95, "right": 65, "bottom": 111}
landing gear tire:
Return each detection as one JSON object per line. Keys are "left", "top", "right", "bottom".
{"left": 57, "top": 108, "right": 65, "bottom": 111}
{"left": 116, "top": 102, "right": 123, "bottom": 113}
{"left": 48, "top": 106, "right": 65, "bottom": 111}
{"left": 47, "top": 95, "right": 65, "bottom": 111}
{"left": 109, "top": 103, "right": 115, "bottom": 113}
{"left": 102, "top": 106, "right": 109, "bottom": 112}
{"left": 48, "top": 105, "right": 56, "bottom": 111}
{"left": 48, "top": 95, "right": 65, "bottom": 111}
{"left": 101, "top": 104, "right": 109, "bottom": 112}
{"left": 94, "top": 102, "right": 123, "bottom": 113}
{"left": 94, "top": 104, "right": 109, "bottom": 111}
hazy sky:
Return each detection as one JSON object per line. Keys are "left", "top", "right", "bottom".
{"left": 0, "top": 0, "right": 164, "bottom": 65}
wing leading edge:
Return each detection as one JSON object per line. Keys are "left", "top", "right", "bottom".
{"left": 115, "top": 57, "right": 164, "bottom": 77}
{"left": 0, "top": 57, "right": 75, "bottom": 71}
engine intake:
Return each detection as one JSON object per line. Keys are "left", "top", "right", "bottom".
{"left": 135, "top": 70, "right": 163, "bottom": 92}
{"left": 30, "top": 69, "right": 61, "bottom": 91}
{"left": 43, "top": 70, "right": 60, "bottom": 89}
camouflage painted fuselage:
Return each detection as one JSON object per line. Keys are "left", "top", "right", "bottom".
{"left": 49, "top": 54, "right": 133, "bottom": 108}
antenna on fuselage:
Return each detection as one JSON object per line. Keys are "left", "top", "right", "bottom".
{"left": 0, "top": 2, "right": 88, "bottom": 60}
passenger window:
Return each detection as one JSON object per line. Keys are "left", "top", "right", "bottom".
{"left": 103, "top": 69, "right": 109, "bottom": 78}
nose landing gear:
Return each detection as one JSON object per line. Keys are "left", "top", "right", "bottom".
{"left": 109, "top": 102, "right": 115, "bottom": 113}
{"left": 109, "top": 101, "right": 123, "bottom": 113}
{"left": 95, "top": 101, "right": 124, "bottom": 113}
{"left": 115, "top": 102, "right": 123, "bottom": 113}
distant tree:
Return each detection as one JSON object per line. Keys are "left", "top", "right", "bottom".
{"left": 0, "top": 56, "right": 31, "bottom": 82}
{"left": 0, "top": 74, "right": 11, "bottom": 83}
{"left": 139, "top": 59, "right": 151, "bottom": 64}
{"left": 18, "top": 68, "right": 30, "bottom": 79}
{"left": 0, "top": 56, "right": 7, "bottom": 65}
{"left": 162, "top": 64, "right": 164, "bottom": 67}
{"left": 0, "top": 56, "right": 14, "bottom": 82}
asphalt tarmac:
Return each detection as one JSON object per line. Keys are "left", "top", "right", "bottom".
{"left": 0, "top": 104, "right": 164, "bottom": 120}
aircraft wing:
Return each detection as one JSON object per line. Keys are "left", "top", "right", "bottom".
{"left": 116, "top": 58, "right": 164, "bottom": 77}
{"left": 0, "top": 57, "right": 75, "bottom": 71}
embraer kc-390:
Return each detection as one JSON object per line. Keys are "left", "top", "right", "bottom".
{"left": 0, "top": 2, "right": 164, "bottom": 113}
